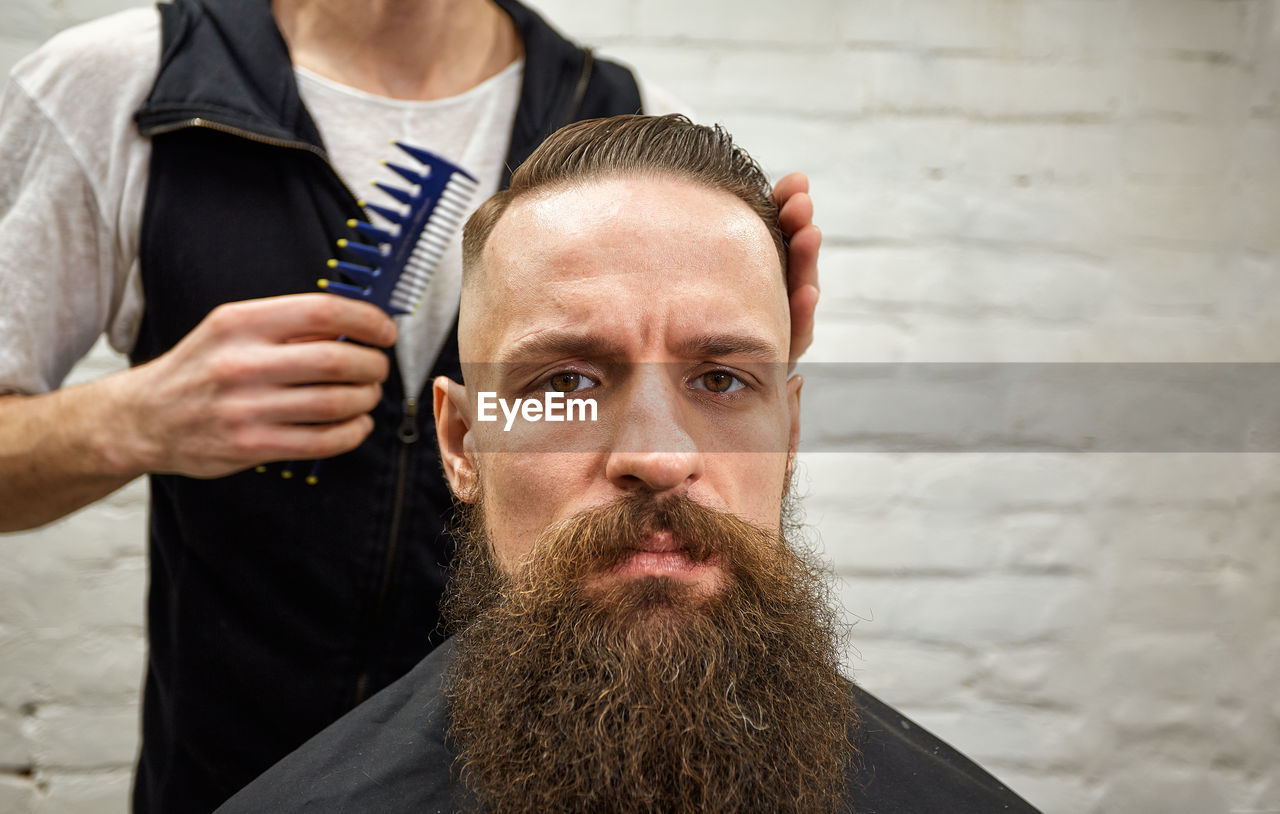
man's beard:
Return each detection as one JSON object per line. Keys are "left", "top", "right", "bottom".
{"left": 442, "top": 488, "right": 857, "bottom": 814}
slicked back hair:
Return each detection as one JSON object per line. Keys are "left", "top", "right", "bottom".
{"left": 461, "top": 114, "right": 787, "bottom": 280}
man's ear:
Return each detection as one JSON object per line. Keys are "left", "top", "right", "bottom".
{"left": 786, "top": 373, "right": 803, "bottom": 477}
{"left": 433, "top": 375, "right": 479, "bottom": 502}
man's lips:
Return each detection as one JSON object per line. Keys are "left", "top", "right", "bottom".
{"left": 635, "top": 530, "right": 681, "bottom": 554}
{"left": 605, "top": 531, "right": 719, "bottom": 580}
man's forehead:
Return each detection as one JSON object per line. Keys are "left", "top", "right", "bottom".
{"left": 484, "top": 174, "right": 778, "bottom": 281}
{"left": 461, "top": 174, "right": 788, "bottom": 363}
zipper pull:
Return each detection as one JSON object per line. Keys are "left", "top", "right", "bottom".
{"left": 398, "top": 396, "right": 420, "bottom": 444}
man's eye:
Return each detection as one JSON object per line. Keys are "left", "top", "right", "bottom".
{"left": 543, "top": 371, "right": 597, "bottom": 393}
{"left": 692, "top": 370, "right": 746, "bottom": 394}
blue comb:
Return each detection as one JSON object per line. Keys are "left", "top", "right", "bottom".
{"left": 270, "top": 142, "right": 478, "bottom": 484}
{"left": 319, "top": 141, "right": 479, "bottom": 315}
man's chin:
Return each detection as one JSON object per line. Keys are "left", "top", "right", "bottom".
{"left": 579, "top": 571, "right": 729, "bottom": 634}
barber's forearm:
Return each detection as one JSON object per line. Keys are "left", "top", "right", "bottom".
{"left": 0, "top": 378, "right": 144, "bottom": 532}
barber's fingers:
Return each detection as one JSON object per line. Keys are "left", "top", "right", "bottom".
{"left": 773, "top": 172, "right": 810, "bottom": 213}
{"left": 778, "top": 192, "right": 814, "bottom": 245}
{"left": 204, "top": 293, "right": 398, "bottom": 347}
{"left": 226, "top": 382, "right": 384, "bottom": 426}
{"left": 216, "top": 415, "right": 378, "bottom": 470}
{"left": 249, "top": 341, "right": 391, "bottom": 386}
{"left": 785, "top": 219, "right": 822, "bottom": 365}
{"left": 787, "top": 222, "right": 822, "bottom": 293}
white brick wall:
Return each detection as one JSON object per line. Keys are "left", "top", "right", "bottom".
{"left": 2, "top": 1, "right": 1278, "bottom": 812}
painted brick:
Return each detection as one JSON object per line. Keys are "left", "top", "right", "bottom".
{"left": 0, "top": 775, "right": 36, "bottom": 814}
{"left": 1017, "top": 0, "right": 1125, "bottom": 61}
{"left": 1, "top": 557, "right": 145, "bottom": 632}
{"left": 1102, "top": 506, "right": 1239, "bottom": 570}
{"left": 963, "top": 185, "right": 1119, "bottom": 247}
{"left": 819, "top": 510, "right": 1007, "bottom": 575}
{"left": 1095, "top": 765, "right": 1232, "bottom": 814}
{"left": 1247, "top": 774, "right": 1280, "bottom": 814}
{"left": 960, "top": 122, "right": 1122, "bottom": 182}
{"left": 793, "top": 452, "right": 903, "bottom": 516}
{"left": 1126, "top": 0, "right": 1255, "bottom": 55}
{"left": 520, "top": 0, "right": 637, "bottom": 40}
{"left": 1106, "top": 571, "right": 1263, "bottom": 634}
{"left": 995, "top": 513, "right": 1097, "bottom": 573}
{"left": 837, "top": 574, "right": 1093, "bottom": 645}
{"left": 25, "top": 705, "right": 138, "bottom": 769}
{"left": 805, "top": 319, "right": 912, "bottom": 365}
{"left": 628, "top": 0, "right": 841, "bottom": 45}
{"left": 586, "top": 43, "right": 716, "bottom": 114}
{"left": 982, "top": 772, "right": 1098, "bottom": 814}
{"left": 52, "top": 0, "right": 144, "bottom": 28}
{"left": 0, "top": 631, "right": 144, "bottom": 704}
{"left": 1236, "top": 174, "right": 1280, "bottom": 249}
{"left": 0, "top": 0, "right": 58, "bottom": 42}
{"left": 901, "top": 454, "right": 1099, "bottom": 512}
{"left": 1102, "top": 632, "right": 1248, "bottom": 709}
{"left": 977, "top": 642, "right": 1096, "bottom": 708}
{"left": 0, "top": 708, "right": 30, "bottom": 769}
{"left": 1238, "top": 121, "right": 1280, "bottom": 185}
{"left": 909, "top": 702, "right": 1087, "bottom": 769}
{"left": 1113, "top": 245, "right": 1235, "bottom": 313}
{"left": 1098, "top": 454, "right": 1261, "bottom": 504}
{"left": 29, "top": 769, "right": 132, "bottom": 814}
{"left": 956, "top": 59, "right": 1122, "bottom": 118}
{"left": 848, "top": 640, "right": 980, "bottom": 707}
{"left": 1222, "top": 251, "right": 1280, "bottom": 322}
{"left": 1121, "top": 121, "right": 1232, "bottom": 180}
{"left": 728, "top": 114, "right": 974, "bottom": 187}
{"left": 884, "top": 319, "right": 1098, "bottom": 363}
{"left": 806, "top": 171, "right": 961, "bottom": 242}
{"left": 938, "top": 247, "right": 1111, "bottom": 322}
{"left": 706, "top": 50, "right": 863, "bottom": 115}
{"left": 1126, "top": 55, "right": 1250, "bottom": 120}
{"left": 1, "top": 36, "right": 41, "bottom": 78}
{"left": 60, "top": 337, "right": 129, "bottom": 387}
{"left": 862, "top": 51, "right": 967, "bottom": 114}
{"left": 838, "top": 0, "right": 1030, "bottom": 53}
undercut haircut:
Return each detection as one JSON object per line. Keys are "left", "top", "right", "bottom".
{"left": 461, "top": 114, "right": 787, "bottom": 279}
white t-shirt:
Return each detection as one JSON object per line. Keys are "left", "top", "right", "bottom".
{"left": 0, "top": 7, "right": 682, "bottom": 399}
{"left": 296, "top": 62, "right": 522, "bottom": 399}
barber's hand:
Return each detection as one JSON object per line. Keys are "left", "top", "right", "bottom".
{"left": 773, "top": 172, "right": 821, "bottom": 367}
{"left": 116, "top": 294, "right": 396, "bottom": 479}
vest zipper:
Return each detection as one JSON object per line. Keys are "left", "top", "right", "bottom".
{"left": 138, "top": 116, "right": 330, "bottom": 160}
{"left": 354, "top": 395, "right": 420, "bottom": 704}
{"left": 138, "top": 116, "right": 367, "bottom": 212}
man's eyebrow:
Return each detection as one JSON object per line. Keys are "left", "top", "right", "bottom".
{"left": 674, "top": 333, "right": 783, "bottom": 362}
{"left": 495, "top": 331, "right": 629, "bottom": 364}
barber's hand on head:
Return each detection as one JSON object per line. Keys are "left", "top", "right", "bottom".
{"left": 120, "top": 293, "right": 396, "bottom": 479}
{"left": 773, "top": 172, "right": 821, "bottom": 367}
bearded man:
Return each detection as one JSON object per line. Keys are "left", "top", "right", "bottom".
{"left": 216, "top": 114, "right": 1039, "bottom": 814}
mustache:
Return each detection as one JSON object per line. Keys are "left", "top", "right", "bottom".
{"left": 519, "top": 491, "right": 781, "bottom": 580}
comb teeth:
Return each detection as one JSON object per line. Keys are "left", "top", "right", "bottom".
{"left": 324, "top": 144, "right": 478, "bottom": 316}
{"left": 388, "top": 173, "right": 478, "bottom": 312}
{"left": 374, "top": 182, "right": 414, "bottom": 206}
{"left": 349, "top": 220, "right": 396, "bottom": 245}
{"left": 363, "top": 202, "right": 405, "bottom": 225}
{"left": 384, "top": 161, "right": 424, "bottom": 186}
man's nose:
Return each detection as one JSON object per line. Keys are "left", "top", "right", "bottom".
{"left": 604, "top": 367, "right": 704, "bottom": 494}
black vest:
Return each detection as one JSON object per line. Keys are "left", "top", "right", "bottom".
{"left": 130, "top": 0, "right": 641, "bottom": 810}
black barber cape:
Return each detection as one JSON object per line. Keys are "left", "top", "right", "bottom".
{"left": 216, "top": 637, "right": 1040, "bottom": 813}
